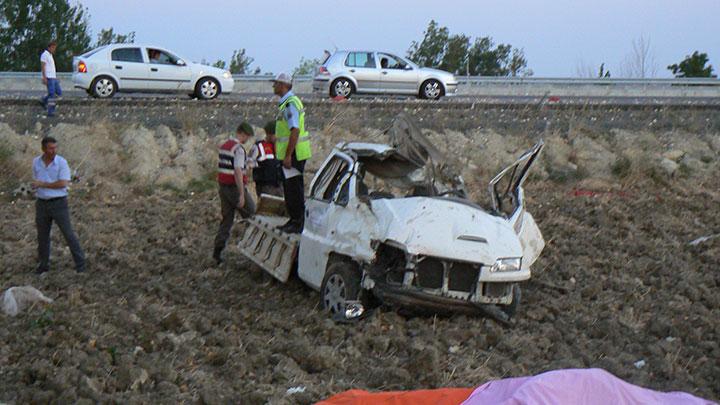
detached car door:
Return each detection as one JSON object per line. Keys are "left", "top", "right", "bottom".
{"left": 379, "top": 53, "right": 418, "bottom": 95}
{"left": 110, "top": 47, "right": 148, "bottom": 90}
{"left": 145, "top": 48, "right": 193, "bottom": 91}
{"left": 489, "top": 141, "right": 545, "bottom": 270}
{"left": 344, "top": 52, "right": 381, "bottom": 93}
{"left": 298, "top": 153, "right": 356, "bottom": 289}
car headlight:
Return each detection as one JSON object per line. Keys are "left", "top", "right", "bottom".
{"left": 223, "top": 71, "right": 232, "bottom": 79}
{"left": 490, "top": 257, "right": 522, "bottom": 272}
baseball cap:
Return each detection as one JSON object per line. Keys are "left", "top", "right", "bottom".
{"left": 272, "top": 72, "right": 292, "bottom": 85}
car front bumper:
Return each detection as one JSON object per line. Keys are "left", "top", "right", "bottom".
{"left": 220, "top": 76, "right": 234, "bottom": 94}
{"left": 444, "top": 81, "right": 459, "bottom": 95}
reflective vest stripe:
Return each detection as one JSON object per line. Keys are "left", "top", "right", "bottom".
{"left": 256, "top": 141, "right": 275, "bottom": 161}
{"left": 218, "top": 138, "right": 247, "bottom": 185}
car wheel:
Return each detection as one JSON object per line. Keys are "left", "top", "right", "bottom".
{"left": 420, "top": 79, "right": 443, "bottom": 100}
{"left": 194, "top": 77, "right": 220, "bottom": 100}
{"left": 500, "top": 284, "right": 521, "bottom": 318}
{"left": 329, "top": 78, "right": 354, "bottom": 98}
{"left": 320, "top": 261, "right": 362, "bottom": 315}
{"left": 90, "top": 76, "right": 117, "bottom": 98}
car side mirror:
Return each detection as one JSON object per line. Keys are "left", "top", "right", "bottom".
{"left": 176, "top": 59, "right": 186, "bottom": 66}
{"left": 404, "top": 65, "right": 412, "bottom": 70}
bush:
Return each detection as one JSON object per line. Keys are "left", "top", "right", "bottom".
{"left": 611, "top": 156, "right": 632, "bottom": 179}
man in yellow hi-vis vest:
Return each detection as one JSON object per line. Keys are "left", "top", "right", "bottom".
{"left": 272, "top": 73, "right": 312, "bottom": 234}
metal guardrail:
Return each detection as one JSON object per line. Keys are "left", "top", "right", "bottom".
{"left": 1, "top": 72, "right": 718, "bottom": 87}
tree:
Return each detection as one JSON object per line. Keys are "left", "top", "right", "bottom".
{"left": 620, "top": 35, "right": 657, "bottom": 78}
{"left": 229, "top": 48, "right": 253, "bottom": 74}
{"left": 439, "top": 34, "right": 470, "bottom": 75}
{"left": 408, "top": 21, "right": 526, "bottom": 76}
{"left": 293, "top": 57, "right": 320, "bottom": 76}
{"left": 407, "top": 20, "right": 449, "bottom": 68}
{"left": 212, "top": 60, "right": 226, "bottom": 69}
{"left": 467, "top": 37, "right": 512, "bottom": 76}
{"left": 94, "top": 27, "right": 135, "bottom": 47}
{"left": 598, "top": 63, "right": 611, "bottom": 78}
{"left": 668, "top": 51, "right": 716, "bottom": 78}
{"left": 508, "top": 48, "right": 530, "bottom": 77}
{"left": 0, "top": 0, "right": 91, "bottom": 71}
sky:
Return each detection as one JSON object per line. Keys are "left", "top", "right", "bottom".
{"left": 77, "top": 0, "right": 719, "bottom": 78}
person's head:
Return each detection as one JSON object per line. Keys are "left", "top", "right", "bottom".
{"left": 47, "top": 41, "right": 57, "bottom": 54}
{"left": 380, "top": 58, "right": 388, "bottom": 68}
{"left": 272, "top": 73, "right": 292, "bottom": 96}
{"left": 263, "top": 121, "right": 276, "bottom": 143}
{"left": 235, "top": 122, "right": 254, "bottom": 143}
{"left": 41, "top": 136, "right": 58, "bottom": 158}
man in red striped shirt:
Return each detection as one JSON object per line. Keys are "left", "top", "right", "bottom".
{"left": 213, "top": 122, "right": 256, "bottom": 264}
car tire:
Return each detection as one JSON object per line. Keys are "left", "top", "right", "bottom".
{"left": 329, "top": 78, "right": 354, "bottom": 98}
{"left": 90, "top": 76, "right": 117, "bottom": 98}
{"left": 320, "top": 261, "right": 362, "bottom": 315}
{"left": 500, "top": 284, "right": 521, "bottom": 318}
{"left": 194, "top": 77, "right": 220, "bottom": 100}
{"left": 419, "top": 79, "right": 444, "bottom": 100}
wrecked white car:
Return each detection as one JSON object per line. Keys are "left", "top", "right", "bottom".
{"left": 239, "top": 116, "right": 545, "bottom": 323}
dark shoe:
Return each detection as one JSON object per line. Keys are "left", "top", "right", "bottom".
{"left": 213, "top": 248, "right": 224, "bottom": 265}
{"left": 76, "top": 266, "right": 86, "bottom": 273}
{"left": 35, "top": 265, "right": 49, "bottom": 274}
{"left": 283, "top": 222, "right": 303, "bottom": 234}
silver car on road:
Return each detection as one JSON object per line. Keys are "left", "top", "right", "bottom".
{"left": 313, "top": 50, "right": 458, "bottom": 100}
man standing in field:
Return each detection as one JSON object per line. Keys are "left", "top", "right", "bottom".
{"left": 213, "top": 122, "right": 257, "bottom": 264}
{"left": 33, "top": 137, "right": 86, "bottom": 273}
{"left": 271, "top": 73, "right": 312, "bottom": 234}
{"left": 40, "top": 41, "right": 61, "bottom": 117}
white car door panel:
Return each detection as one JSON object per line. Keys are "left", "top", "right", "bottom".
{"left": 146, "top": 48, "right": 193, "bottom": 91}
{"left": 344, "top": 52, "right": 380, "bottom": 93}
{"left": 378, "top": 53, "right": 418, "bottom": 94}
{"left": 110, "top": 47, "right": 147, "bottom": 90}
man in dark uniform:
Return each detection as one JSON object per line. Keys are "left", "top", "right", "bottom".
{"left": 248, "top": 121, "right": 283, "bottom": 198}
{"left": 213, "top": 122, "right": 256, "bottom": 264}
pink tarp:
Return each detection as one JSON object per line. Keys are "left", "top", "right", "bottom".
{"left": 462, "top": 368, "right": 715, "bottom": 405}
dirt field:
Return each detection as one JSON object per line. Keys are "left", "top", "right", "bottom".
{"left": 0, "top": 115, "right": 719, "bottom": 403}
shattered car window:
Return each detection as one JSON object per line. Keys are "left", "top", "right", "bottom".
{"left": 312, "top": 157, "right": 349, "bottom": 201}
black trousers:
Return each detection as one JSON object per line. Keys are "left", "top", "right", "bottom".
{"left": 214, "top": 184, "right": 256, "bottom": 254}
{"left": 36, "top": 197, "right": 85, "bottom": 271}
{"left": 283, "top": 157, "right": 306, "bottom": 224}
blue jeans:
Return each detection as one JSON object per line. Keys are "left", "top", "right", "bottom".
{"left": 42, "top": 78, "right": 62, "bottom": 116}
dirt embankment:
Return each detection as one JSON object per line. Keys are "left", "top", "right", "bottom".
{"left": 0, "top": 109, "right": 719, "bottom": 403}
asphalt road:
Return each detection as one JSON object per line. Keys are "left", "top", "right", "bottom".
{"left": 2, "top": 89, "right": 720, "bottom": 107}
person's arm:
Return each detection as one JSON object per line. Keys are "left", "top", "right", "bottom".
{"left": 234, "top": 148, "right": 246, "bottom": 208}
{"left": 41, "top": 55, "right": 47, "bottom": 85}
{"left": 282, "top": 103, "right": 300, "bottom": 169}
{"left": 33, "top": 179, "right": 69, "bottom": 189}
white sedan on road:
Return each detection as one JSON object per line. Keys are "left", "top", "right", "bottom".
{"left": 72, "top": 44, "right": 234, "bottom": 99}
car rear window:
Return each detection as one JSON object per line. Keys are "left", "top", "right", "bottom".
{"left": 111, "top": 48, "right": 143, "bottom": 63}
{"left": 345, "top": 52, "right": 376, "bottom": 68}
{"left": 81, "top": 46, "right": 106, "bottom": 58}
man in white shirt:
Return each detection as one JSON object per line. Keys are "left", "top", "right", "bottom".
{"left": 32, "top": 136, "right": 86, "bottom": 273}
{"left": 40, "top": 41, "right": 61, "bottom": 117}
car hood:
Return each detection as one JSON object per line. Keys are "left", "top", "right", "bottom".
{"left": 189, "top": 63, "right": 228, "bottom": 77}
{"left": 418, "top": 67, "right": 455, "bottom": 80}
{"left": 370, "top": 197, "right": 522, "bottom": 264}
